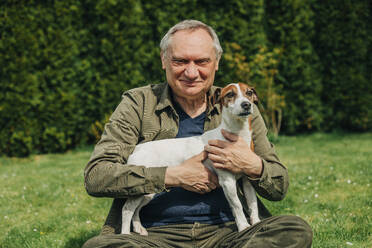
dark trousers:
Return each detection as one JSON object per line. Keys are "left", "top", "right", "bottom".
{"left": 83, "top": 215, "right": 312, "bottom": 248}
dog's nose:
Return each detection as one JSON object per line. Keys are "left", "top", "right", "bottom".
{"left": 241, "top": 101, "right": 251, "bottom": 110}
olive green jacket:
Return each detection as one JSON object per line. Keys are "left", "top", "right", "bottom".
{"left": 84, "top": 82, "right": 289, "bottom": 234}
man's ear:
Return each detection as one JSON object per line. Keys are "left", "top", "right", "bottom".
{"left": 215, "top": 58, "right": 220, "bottom": 71}
{"left": 252, "top": 88, "right": 259, "bottom": 105}
{"left": 210, "top": 88, "right": 221, "bottom": 106}
{"left": 160, "top": 52, "right": 166, "bottom": 70}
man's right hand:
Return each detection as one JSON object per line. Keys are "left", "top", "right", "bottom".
{"left": 165, "top": 151, "right": 219, "bottom": 194}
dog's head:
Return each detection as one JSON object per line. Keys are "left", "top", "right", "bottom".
{"left": 212, "top": 83, "right": 258, "bottom": 118}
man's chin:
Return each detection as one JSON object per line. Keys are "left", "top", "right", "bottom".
{"left": 176, "top": 86, "right": 206, "bottom": 99}
{"left": 171, "top": 80, "right": 211, "bottom": 99}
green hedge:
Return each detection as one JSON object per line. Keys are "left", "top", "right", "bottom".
{"left": 265, "top": 0, "right": 323, "bottom": 133}
{"left": 312, "top": 0, "right": 372, "bottom": 131}
{"left": 0, "top": 0, "right": 371, "bottom": 156}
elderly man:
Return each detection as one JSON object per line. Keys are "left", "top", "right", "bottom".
{"left": 83, "top": 20, "right": 313, "bottom": 248}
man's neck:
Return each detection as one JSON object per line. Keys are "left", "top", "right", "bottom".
{"left": 174, "top": 94, "right": 207, "bottom": 118}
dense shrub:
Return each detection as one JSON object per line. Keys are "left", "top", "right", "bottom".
{"left": 0, "top": 0, "right": 370, "bottom": 156}
{"left": 224, "top": 43, "right": 285, "bottom": 137}
{"left": 311, "top": 0, "right": 372, "bottom": 131}
{"left": 265, "top": 0, "right": 323, "bottom": 133}
{"left": 1, "top": 1, "right": 91, "bottom": 156}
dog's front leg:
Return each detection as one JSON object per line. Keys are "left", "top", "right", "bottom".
{"left": 132, "top": 193, "right": 155, "bottom": 235}
{"left": 218, "top": 171, "right": 250, "bottom": 232}
{"left": 121, "top": 196, "right": 145, "bottom": 234}
{"left": 242, "top": 177, "right": 260, "bottom": 225}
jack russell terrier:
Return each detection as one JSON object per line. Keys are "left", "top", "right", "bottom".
{"left": 121, "top": 83, "right": 260, "bottom": 235}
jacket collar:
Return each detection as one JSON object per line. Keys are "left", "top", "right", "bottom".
{"left": 155, "top": 83, "right": 175, "bottom": 112}
{"left": 206, "top": 85, "right": 221, "bottom": 117}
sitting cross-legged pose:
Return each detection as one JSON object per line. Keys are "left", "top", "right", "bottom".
{"left": 83, "top": 19, "right": 313, "bottom": 248}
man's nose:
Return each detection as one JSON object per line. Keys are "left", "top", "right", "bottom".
{"left": 184, "top": 63, "right": 199, "bottom": 80}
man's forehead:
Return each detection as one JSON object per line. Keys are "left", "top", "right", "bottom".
{"left": 170, "top": 29, "right": 214, "bottom": 51}
{"left": 168, "top": 49, "right": 215, "bottom": 62}
{"left": 172, "top": 28, "right": 212, "bottom": 40}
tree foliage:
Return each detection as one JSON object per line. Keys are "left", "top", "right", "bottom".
{"left": 0, "top": 0, "right": 371, "bottom": 156}
{"left": 224, "top": 43, "right": 285, "bottom": 137}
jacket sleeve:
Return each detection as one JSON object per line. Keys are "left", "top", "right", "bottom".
{"left": 246, "top": 105, "right": 289, "bottom": 201}
{"left": 84, "top": 90, "right": 168, "bottom": 198}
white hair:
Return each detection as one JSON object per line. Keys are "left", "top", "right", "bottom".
{"left": 160, "top": 20, "right": 223, "bottom": 61}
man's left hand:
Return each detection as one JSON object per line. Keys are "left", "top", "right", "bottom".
{"left": 204, "top": 129, "right": 263, "bottom": 178}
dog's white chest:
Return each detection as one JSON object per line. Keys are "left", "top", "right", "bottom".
{"left": 127, "top": 136, "right": 205, "bottom": 167}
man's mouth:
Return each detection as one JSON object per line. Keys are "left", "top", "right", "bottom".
{"left": 179, "top": 80, "right": 201, "bottom": 85}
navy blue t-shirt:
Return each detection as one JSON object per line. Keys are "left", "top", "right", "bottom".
{"left": 140, "top": 104, "right": 234, "bottom": 228}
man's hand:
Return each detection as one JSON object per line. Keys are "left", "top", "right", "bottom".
{"left": 165, "top": 151, "right": 219, "bottom": 194}
{"left": 204, "top": 129, "right": 263, "bottom": 178}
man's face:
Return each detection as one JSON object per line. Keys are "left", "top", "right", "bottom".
{"left": 161, "top": 28, "right": 220, "bottom": 101}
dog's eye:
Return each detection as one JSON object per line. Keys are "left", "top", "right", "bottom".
{"left": 246, "top": 90, "right": 253, "bottom": 97}
{"left": 226, "top": 92, "right": 235, "bottom": 98}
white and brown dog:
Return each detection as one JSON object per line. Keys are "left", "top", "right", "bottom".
{"left": 121, "top": 83, "right": 260, "bottom": 235}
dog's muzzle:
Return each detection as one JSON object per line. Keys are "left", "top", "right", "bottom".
{"left": 239, "top": 101, "right": 252, "bottom": 116}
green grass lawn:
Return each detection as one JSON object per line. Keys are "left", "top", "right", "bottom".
{"left": 1, "top": 133, "right": 371, "bottom": 248}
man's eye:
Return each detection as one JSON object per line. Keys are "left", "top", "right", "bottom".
{"left": 196, "top": 59, "right": 210, "bottom": 65}
{"left": 173, "top": 59, "right": 187, "bottom": 64}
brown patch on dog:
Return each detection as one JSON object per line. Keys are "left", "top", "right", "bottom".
{"left": 237, "top": 83, "right": 259, "bottom": 105}
{"left": 220, "top": 84, "right": 238, "bottom": 107}
{"left": 216, "top": 83, "right": 259, "bottom": 113}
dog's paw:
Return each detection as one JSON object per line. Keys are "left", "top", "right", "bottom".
{"left": 121, "top": 229, "right": 131, "bottom": 235}
{"left": 250, "top": 216, "right": 260, "bottom": 225}
{"left": 133, "top": 222, "right": 148, "bottom": 236}
{"left": 237, "top": 221, "right": 250, "bottom": 232}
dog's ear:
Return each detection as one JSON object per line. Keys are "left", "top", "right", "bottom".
{"left": 252, "top": 88, "right": 259, "bottom": 105}
{"left": 210, "top": 88, "right": 221, "bottom": 106}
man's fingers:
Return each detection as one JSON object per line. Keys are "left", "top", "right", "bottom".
{"left": 204, "top": 144, "right": 225, "bottom": 155}
{"left": 195, "top": 183, "right": 211, "bottom": 194}
{"left": 195, "top": 150, "right": 208, "bottom": 160}
{"left": 186, "top": 151, "right": 208, "bottom": 163}
{"left": 207, "top": 153, "right": 226, "bottom": 164}
{"left": 207, "top": 129, "right": 240, "bottom": 148}
{"left": 211, "top": 162, "right": 227, "bottom": 170}
{"left": 207, "top": 139, "right": 228, "bottom": 149}
{"left": 179, "top": 151, "right": 220, "bottom": 194}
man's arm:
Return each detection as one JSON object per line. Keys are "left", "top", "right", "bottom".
{"left": 84, "top": 91, "right": 168, "bottom": 198}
